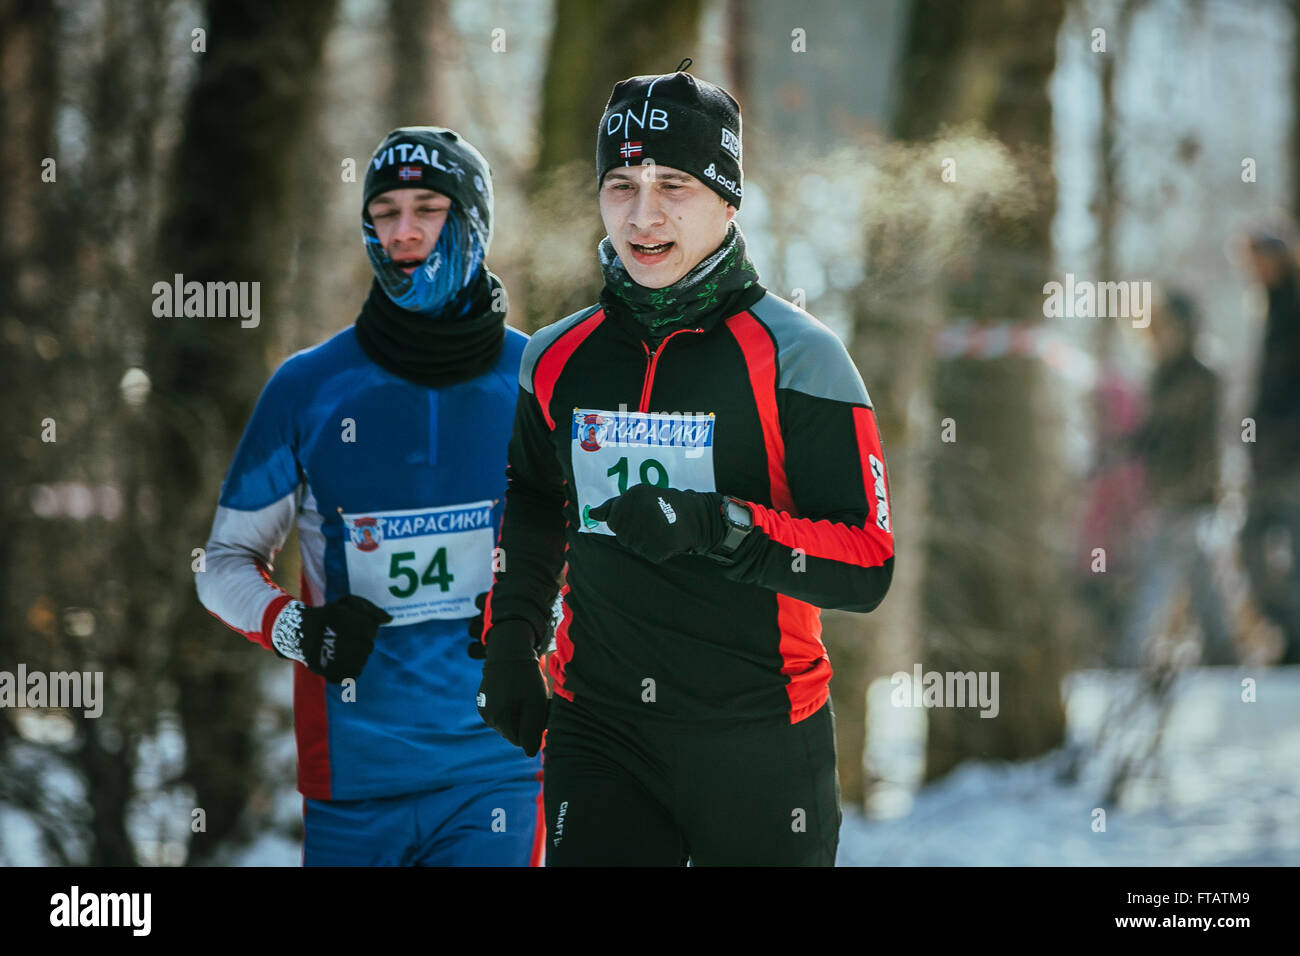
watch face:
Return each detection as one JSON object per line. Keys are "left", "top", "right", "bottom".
{"left": 725, "top": 499, "right": 752, "bottom": 529}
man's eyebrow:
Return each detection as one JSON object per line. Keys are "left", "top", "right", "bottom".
{"left": 369, "top": 191, "right": 448, "bottom": 205}
{"left": 604, "top": 170, "right": 694, "bottom": 183}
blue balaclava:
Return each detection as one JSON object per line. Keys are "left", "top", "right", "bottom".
{"left": 362, "top": 126, "right": 495, "bottom": 316}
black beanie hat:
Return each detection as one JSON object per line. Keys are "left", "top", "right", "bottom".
{"left": 363, "top": 126, "right": 494, "bottom": 247}
{"left": 596, "top": 61, "right": 743, "bottom": 208}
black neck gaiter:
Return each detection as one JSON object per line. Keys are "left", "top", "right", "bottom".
{"left": 354, "top": 269, "right": 507, "bottom": 388}
{"left": 598, "top": 221, "right": 763, "bottom": 341}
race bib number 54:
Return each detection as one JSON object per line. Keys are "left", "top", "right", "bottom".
{"left": 340, "top": 501, "right": 494, "bottom": 624}
{"left": 571, "top": 408, "right": 716, "bottom": 535}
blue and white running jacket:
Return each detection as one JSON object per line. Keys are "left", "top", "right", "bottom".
{"left": 195, "top": 324, "right": 541, "bottom": 801}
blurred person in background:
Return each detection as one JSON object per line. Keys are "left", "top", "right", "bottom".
{"left": 195, "top": 127, "right": 543, "bottom": 865}
{"left": 1077, "top": 350, "right": 1147, "bottom": 664}
{"left": 1120, "top": 289, "right": 1234, "bottom": 666}
{"left": 1240, "top": 232, "right": 1300, "bottom": 664}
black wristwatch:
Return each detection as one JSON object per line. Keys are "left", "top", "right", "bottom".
{"left": 712, "top": 496, "right": 754, "bottom": 558}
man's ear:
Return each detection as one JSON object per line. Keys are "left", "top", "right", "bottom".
{"left": 724, "top": 203, "right": 737, "bottom": 222}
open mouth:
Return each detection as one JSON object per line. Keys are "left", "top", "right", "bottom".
{"left": 393, "top": 257, "right": 423, "bottom": 274}
{"left": 629, "top": 240, "right": 674, "bottom": 263}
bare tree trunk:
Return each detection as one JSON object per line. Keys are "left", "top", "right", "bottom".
{"left": 0, "top": 0, "right": 69, "bottom": 858}
{"left": 387, "top": 0, "right": 444, "bottom": 124}
{"left": 889, "top": 0, "right": 1069, "bottom": 784}
{"left": 0, "top": 0, "right": 58, "bottom": 600}
{"left": 1293, "top": 0, "right": 1300, "bottom": 221}
{"left": 3, "top": 0, "right": 184, "bottom": 865}
{"left": 836, "top": 287, "right": 936, "bottom": 807}
{"left": 835, "top": 0, "right": 969, "bottom": 809}
{"left": 148, "top": 0, "right": 339, "bottom": 863}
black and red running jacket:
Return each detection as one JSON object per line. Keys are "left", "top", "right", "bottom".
{"left": 482, "top": 283, "right": 894, "bottom": 725}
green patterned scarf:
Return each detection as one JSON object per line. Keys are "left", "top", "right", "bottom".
{"left": 598, "top": 221, "right": 760, "bottom": 338}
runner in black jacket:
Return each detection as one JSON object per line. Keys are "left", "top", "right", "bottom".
{"left": 475, "top": 65, "right": 894, "bottom": 865}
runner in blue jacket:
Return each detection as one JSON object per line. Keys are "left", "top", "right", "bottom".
{"left": 195, "top": 127, "right": 543, "bottom": 866}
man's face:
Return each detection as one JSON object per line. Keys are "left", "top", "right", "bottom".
{"left": 366, "top": 188, "right": 451, "bottom": 274}
{"left": 599, "top": 165, "right": 736, "bottom": 289}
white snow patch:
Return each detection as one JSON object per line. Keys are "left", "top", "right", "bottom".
{"left": 840, "top": 668, "right": 1300, "bottom": 865}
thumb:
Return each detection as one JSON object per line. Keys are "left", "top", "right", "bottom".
{"left": 588, "top": 496, "right": 618, "bottom": 522}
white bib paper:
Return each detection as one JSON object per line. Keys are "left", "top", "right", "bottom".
{"left": 570, "top": 408, "right": 717, "bottom": 535}
{"left": 340, "top": 500, "right": 495, "bottom": 624}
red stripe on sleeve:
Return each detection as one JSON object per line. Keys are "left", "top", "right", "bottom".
{"left": 529, "top": 768, "right": 546, "bottom": 867}
{"left": 258, "top": 593, "right": 294, "bottom": 647}
{"left": 725, "top": 312, "right": 793, "bottom": 509}
{"left": 728, "top": 311, "right": 834, "bottom": 723}
{"left": 533, "top": 309, "right": 605, "bottom": 431}
{"left": 746, "top": 405, "right": 894, "bottom": 567}
{"left": 776, "top": 595, "right": 831, "bottom": 722}
{"left": 548, "top": 571, "right": 576, "bottom": 703}
{"left": 749, "top": 503, "right": 894, "bottom": 567}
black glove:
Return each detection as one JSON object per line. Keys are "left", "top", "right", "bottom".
{"left": 271, "top": 595, "right": 391, "bottom": 683}
{"left": 476, "top": 618, "right": 548, "bottom": 757}
{"left": 588, "top": 485, "right": 725, "bottom": 562}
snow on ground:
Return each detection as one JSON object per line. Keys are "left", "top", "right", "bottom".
{"left": 5, "top": 667, "right": 1295, "bottom": 865}
{"left": 838, "top": 667, "right": 1300, "bottom": 866}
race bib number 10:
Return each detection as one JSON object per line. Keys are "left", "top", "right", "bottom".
{"left": 340, "top": 501, "right": 495, "bottom": 624}
{"left": 571, "top": 408, "right": 717, "bottom": 536}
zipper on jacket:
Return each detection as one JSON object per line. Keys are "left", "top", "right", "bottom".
{"left": 637, "top": 327, "right": 702, "bottom": 413}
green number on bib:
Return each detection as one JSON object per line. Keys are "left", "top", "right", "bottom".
{"left": 388, "top": 548, "right": 454, "bottom": 596}
{"left": 388, "top": 551, "right": 419, "bottom": 598}
{"left": 607, "top": 456, "right": 669, "bottom": 494}
{"left": 639, "top": 458, "right": 669, "bottom": 487}
{"left": 606, "top": 457, "right": 629, "bottom": 494}
{"left": 421, "top": 547, "right": 455, "bottom": 593}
